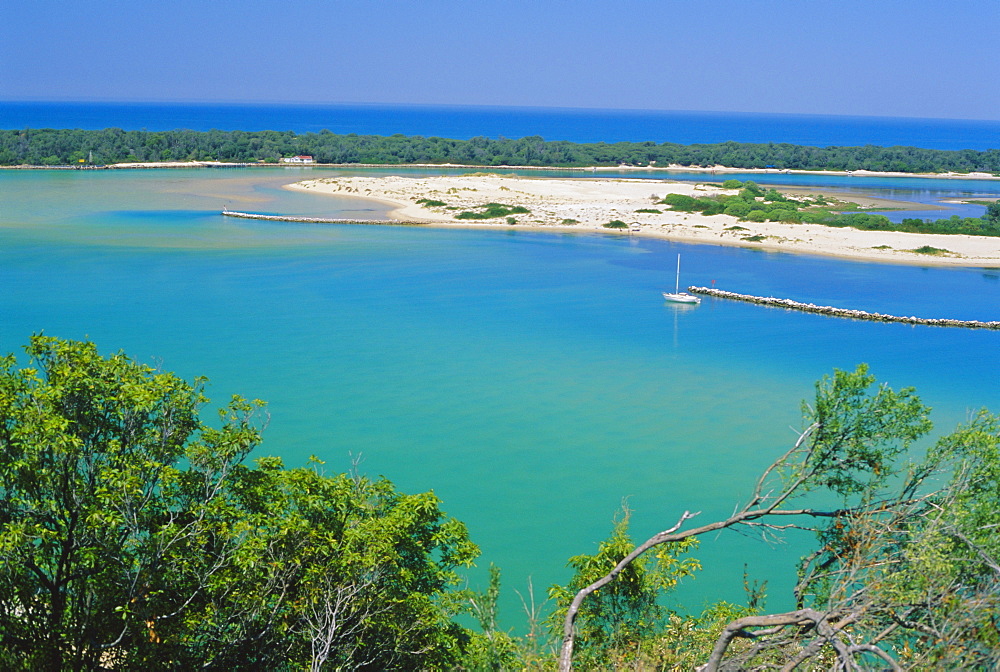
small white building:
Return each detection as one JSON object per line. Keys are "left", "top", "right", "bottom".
{"left": 280, "top": 155, "right": 315, "bottom": 164}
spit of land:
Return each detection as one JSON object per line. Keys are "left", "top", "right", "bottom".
{"left": 288, "top": 174, "right": 1000, "bottom": 267}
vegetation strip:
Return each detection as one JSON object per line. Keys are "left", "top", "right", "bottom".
{"left": 5, "top": 127, "right": 1000, "bottom": 173}
{"left": 664, "top": 179, "right": 1000, "bottom": 237}
{"left": 221, "top": 210, "right": 424, "bottom": 226}
{"left": 689, "top": 286, "right": 1000, "bottom": 329}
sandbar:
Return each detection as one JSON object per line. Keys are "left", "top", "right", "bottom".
{"left": 288, "top": 175, "right": 1000, "bottom": 267}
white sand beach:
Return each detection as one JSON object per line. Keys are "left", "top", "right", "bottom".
{"left": 289, "top": 174, "right": 1000, "bottom": 267}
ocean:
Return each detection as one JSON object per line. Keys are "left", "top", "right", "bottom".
{"left": 2, "top": 103, "right": 1000, "bottom": 627}
{"left": 3, "top": 100, "right": 1000, "bottom": 150}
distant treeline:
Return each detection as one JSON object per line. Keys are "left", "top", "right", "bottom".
{"left": 2, "top": 127, "right": 1000, "bottom": 173}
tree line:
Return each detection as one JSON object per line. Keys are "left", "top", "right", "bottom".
{"left": 2, "top": 127, "right": 1000, "bottom": 173}
{"left": 1, "top": 336, "right": 999, "bottom": 669}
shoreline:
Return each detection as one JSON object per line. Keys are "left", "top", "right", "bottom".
{"left": 286, "top": 174, "right": 1000, "bottom": 268}
{"left": 2, "top": 160, "right": 998, "bottom": 182}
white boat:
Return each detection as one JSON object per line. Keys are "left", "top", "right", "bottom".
{"left": 662, "top": 254, "right": 701, "bottom": 304}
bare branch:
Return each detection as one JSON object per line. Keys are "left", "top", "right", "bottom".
{"left": 558, "top": 509, "right": 696, "bottom": 671}
{"left": 558, "top": 424, "right": 829, "bottom": 671}
{"left": 847, "top": 643, "right": 903, "bottom": 671}
{"left": 703, "top": 609, "right": 830, "bottom": 672}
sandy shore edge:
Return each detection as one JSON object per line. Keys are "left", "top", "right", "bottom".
{"left": 286, "top": 174, "right": 1000, "bottom": 268}
{"left": 4, "top": 161, "right": 998, "bottom": 183}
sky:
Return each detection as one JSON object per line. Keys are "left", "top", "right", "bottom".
{"left": 3, "top": 0, "right": 999, "bottom": 121}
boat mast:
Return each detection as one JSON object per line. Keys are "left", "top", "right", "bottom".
{"left": 675, "top": 254, "right": 681, "bottom": 294}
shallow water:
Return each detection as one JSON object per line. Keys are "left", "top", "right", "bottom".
{"left": 2, "top": 167, "right": 998, "bottom": 623}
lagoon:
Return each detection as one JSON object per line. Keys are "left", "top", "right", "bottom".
{"left": 2, "top": 166, "right": 998, "bottom": 622}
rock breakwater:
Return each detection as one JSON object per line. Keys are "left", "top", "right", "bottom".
{"left": 688, "top": 286, "right": 1000, "bottom": 330}
{"left": 222, "top": 211, "right": 425, "bottom": 226}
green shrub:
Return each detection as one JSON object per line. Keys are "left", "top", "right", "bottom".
{"left": 912, "top": 245, "right": 950, "bottom": 255}
{"left": 603, "top": 220, "right": 629, "bottom": 229}
{"left": 724, "top": 202, "right": 752, "bottom": 218}
{"left": 802, "top": 210, "right": 834, "bottom": 224}
{"left": 661, "top": 193, "right": 698, "bottom": 210}
{"left": 763, "top": 188, "right": 788, "bottom": 203}
{"left": 721, "top": 179, "right": 744, "bottom": 189}
{"left": 455, "top": 203, "right": 531, "bottom": 219}
{"left": 662, "top": 193, "right": 729, "bottom": 215}
{"left": 835, "top": 213, "right": 893, "bottom": 230}
{"left": 898, "top": 215, "right": 1000, "bottom": 236}
{"left": 635, "top": 208, "right": 662, "bottom": 214}
{"left": 698, "top": 200, "right": 726, "bottom": 216}
{"left": 415, "top": 198, "right": 447, "bottom": 207}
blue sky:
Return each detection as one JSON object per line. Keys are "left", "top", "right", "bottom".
{"left": 3, "top": 0, "right": 998, "bottom": 120}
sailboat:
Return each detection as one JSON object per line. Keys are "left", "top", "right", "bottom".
{"left": 662, "top": 254, "right": 701, "bottom": 304}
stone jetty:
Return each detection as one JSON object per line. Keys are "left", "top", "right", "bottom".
{"left": 222, "top": 211, "right": 425, "bottom": 226}
{"left": 688, "top": 286, "right": 1000, "bottom": 330}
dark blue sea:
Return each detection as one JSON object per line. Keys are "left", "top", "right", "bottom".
{"left": 2, "top": 101, "right": 999, "bottom": 150}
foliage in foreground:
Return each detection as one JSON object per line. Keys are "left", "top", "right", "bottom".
{"left": 2, "top": 337, "right": 999, "bottom": 670}
{"left": 545, "top": 365, "right": 1000, "bottom": 670}
{"left": 546, "top": 505, "right": 701, "bottom": 669}
{"left": 0, "top": 336, "right": 477, "bottom": 671}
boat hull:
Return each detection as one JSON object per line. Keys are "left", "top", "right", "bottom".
{"left": 663, "top": 292, "right": 701, "bottom": 304}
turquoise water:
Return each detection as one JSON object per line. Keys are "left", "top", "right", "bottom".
{"left": 2, "top": 167, "right": 999, "bottom": 624}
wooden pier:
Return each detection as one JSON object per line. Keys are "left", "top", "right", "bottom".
{"left": 221, "top": 211, "right": 425, "bottom": 226}
{"left": 688, "top": 286, "right": 1000, "bottom": 330}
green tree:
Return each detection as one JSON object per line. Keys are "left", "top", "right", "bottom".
{"left": 0, "top": 335, "right": 241, "bottom": 670}
{"left": 556, "top": 365, "right": 1000, "bottom": 671}
{"left": 660, "top": 193, "right": 698, "bottom": 210}
{"left": 548, "top": 504, "right": 699, "bottom": 667}
{"left": 462, "top": 564, "right": 520, "bottom": 671}
{"left": 762, "top": 188, "right": 788, "bottom": 202}
{"left": 173, "top": 457, "right": 479, "bottom": 671}
{"left": 0, "top": 336, "right": 478, "bottom": 670}
{"left": 985, "top": 200, "right": 1000, "bottom": 224}
{"left": 723, "top": 201, "right": 752, "bottom": 218}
